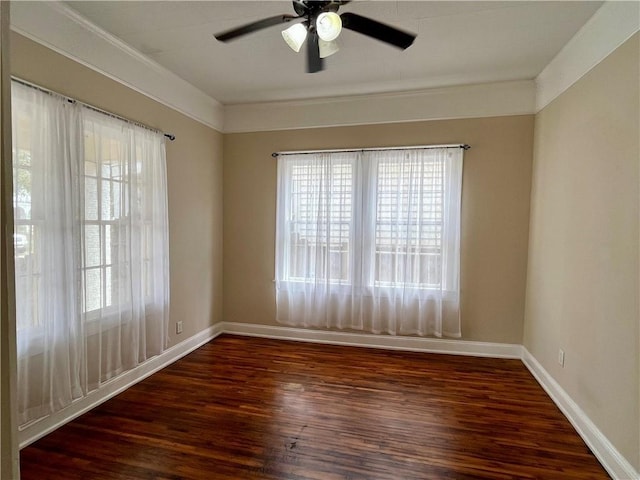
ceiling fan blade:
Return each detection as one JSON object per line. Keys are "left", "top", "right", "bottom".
{"left": 340, "top": 12, "right": 416, "bottom": 50}
{"left": 307, "top": 32, "right": 324, "bottom": 73}
{"left": 215, "top": 14, "right": 299, "bottom": 42}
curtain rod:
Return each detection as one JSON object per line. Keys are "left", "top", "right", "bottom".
{"left": 272, "top": 143, "right": 470, "bottom": 157}
{"left": 11, "top": 76, "right": 176, "bottom": 141}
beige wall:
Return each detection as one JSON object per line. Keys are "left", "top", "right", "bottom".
{"left": 224, "top": 115, "right": 534, "bottom": 343}
{"left": 524, "top": 33, "right": 639, "bottom": 469}
{"left": 10, "top": 33, "right": 224, "bottom": 347}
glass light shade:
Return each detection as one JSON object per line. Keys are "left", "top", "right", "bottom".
{"left": 316, "top": 12, "right": 342, "bottom": 42}
{"left": 319, "top": 39, "right": 339, "bottom": 58}
{"left": 282, "top": 23, "right": 308, "bottom": 52}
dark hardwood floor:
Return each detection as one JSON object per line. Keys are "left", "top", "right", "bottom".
{"left": 20, "top": 334, "right": 610, "bottom": 479}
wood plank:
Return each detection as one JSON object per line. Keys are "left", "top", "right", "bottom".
{"left": 20, "top": 334, "right": 610, "bottom": 479}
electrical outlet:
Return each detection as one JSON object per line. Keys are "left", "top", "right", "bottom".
{"left": 558, "top": 349, "right": 565, "bottom": 367}
{"left": 176, "top": 321, "right": 183, "bottom": 334}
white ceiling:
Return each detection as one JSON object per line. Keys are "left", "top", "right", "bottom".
{"left": 63, "top": 1, "right": 602, "bottom": 105}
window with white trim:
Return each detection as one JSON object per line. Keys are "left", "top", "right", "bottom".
{"left": 286, "top": 157, "right": 353, "bottom": 284}
{"left": 13, "top": 108, "right": 159, "bottom": 325}
{"left": 374, "top": 155, "right": 444, "bottom": 288}
{"left": 275, "top": 146, "right": 464, "bottom": 337}
{"left": 83, "top": 124, "right": 127, "bottom": 315}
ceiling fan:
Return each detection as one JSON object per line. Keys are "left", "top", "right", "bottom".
{"left": 214, "top": 1, "right": 416, "bottom": 73}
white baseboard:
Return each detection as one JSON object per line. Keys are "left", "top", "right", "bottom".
{"left": 18, "top": 322, "right": 224, "bottom": 449}
{"left": 522, "top": 348, "right": 639, "bottom": 480}
{"left": 221, "top": 321, "right": 523, "bottom": 358}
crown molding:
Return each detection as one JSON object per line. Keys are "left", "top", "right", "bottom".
{"left": 10, "top": 1, "right": 224, "bottom": 132}
{"left": 223, "top": 79, "right": 536, "bottom": 133}
{"left": 536, "top": 1, "right": 640, "bottom": 112}
{"left": 12, "top": 1, "right": 636, "bottom": 132}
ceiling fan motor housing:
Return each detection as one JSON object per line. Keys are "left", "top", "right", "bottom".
{"left": 293, "top": 1, "right": 342, "bottom": 18}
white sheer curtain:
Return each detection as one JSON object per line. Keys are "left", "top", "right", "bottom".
{"left": 275, "top": 147, "right": 463, "bottom": 337}
{"left": 12, "top": 81, "right": 170, "bottom": 426}
{"left": 13, "top": 82, "right": 85, "bottom": 423}
{"left": 81, "top": 108, "right": 170, "bottom": 389}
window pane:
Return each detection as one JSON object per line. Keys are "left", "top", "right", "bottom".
{"left": 375, "top": 156, "right": 443, "bottom": 288}
{"left": 85, "top": 224, "right": 101, "bottom": 268}
{"left": 14, "top": 223, "right": 41, "bottom": 330}
{"left": 105, "top": 224, "right": 112, "bottom": 265}
{"left": 286, "top": 159, "right": 352, "bottom": 283}
{"left": 14, "top": 230, "right": 29, "bottom": 257}
{"left": 101, "top": 179, "right": 112, "bottom": 220}
{"left": 12, "top": 118, "right": 33, "bottom": 167}
{"left": 105, "top": 266, "right": 112, "bottom": 308}
{"left": 85, "top": 131, "right": 96, "bottom": 163}
{"left": 113, "top": 181, "right": 122, "bottom": 218}
{"left": 85, "top": 160, "right": 97, "bottom": 177}
{"left": 14, "top": 164, "right": 31, "bottom": 197}
{"left": 84, "top": 267, "right": 102, "bottom": 312}
{"left": 101, "top": 179, "right": 123, "bottom": 221}
{"left": 13, "top": 225, "right": 38, "bottom": 265}
{"left": 111, "top": 163, "right": 123, "bottom": 180}
{"left": 14, "top": 165, "right": 31, "bottom": 220}
{"left": 103, "top": 139, "right": 121, "bottom": 177}
{"left": 85, "top": 176, "right": 98, "bottom": 221}
{"left": 18, "top": 150, "right": 31, "bottom": 167}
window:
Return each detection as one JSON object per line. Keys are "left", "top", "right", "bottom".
{"left": 285, "top": 155, "right": 353, "bottom": 283}
{"left": 13, "top": 113, "right": 40, "bottom": 331}
{"left": 275, "top": 147, "right": 463, "bottom": 337}
{"left": 83, "top": 120, "right": 127, "bottom": 315}
{"left": 374, "top": 155, "right": 444, "bottom": 288}
{"left": 81, "top": 113, "right": 159, "bottom": 319}
{"left": 12, "top": 80, "right": 170, "bottom": 426}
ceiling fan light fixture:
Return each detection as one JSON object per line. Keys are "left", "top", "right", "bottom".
{"left": 316, "top": 12, "right": 342, "bottom": 42}
{"left": 282, "top": 23, "right": 308, "bottom": 52}
{"left": 319, "top": 39, "right": 339, "bottom": 58}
